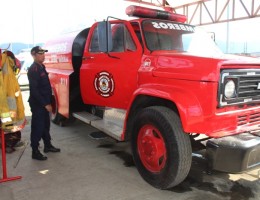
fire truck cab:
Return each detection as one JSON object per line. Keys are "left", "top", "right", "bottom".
{"left": 44, "top": 5, "right": 260, "bottom": 189}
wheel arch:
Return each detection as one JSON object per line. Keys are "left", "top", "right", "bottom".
{"left": 124, "top": 94, "right": 178, "bottom": 141}
{"left": 124, "top": 87, "right": 203, "bottom": 141}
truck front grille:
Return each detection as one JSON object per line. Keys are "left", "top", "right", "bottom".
{"left": 239, "top": 76, "right": 260, "bottom": 98}
{"left": 237, "top": 112, "right": 260, "bottom": 126}
{"left": 219, "top": 69, "right": 260, "bottom": 107}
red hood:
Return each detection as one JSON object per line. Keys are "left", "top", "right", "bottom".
{"left": 151, "top": 51, "right": 260, "bottom": 82}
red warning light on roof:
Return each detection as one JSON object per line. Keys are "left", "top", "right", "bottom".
{"left": 126, "top": 5, "right": 187, "bottom": 23}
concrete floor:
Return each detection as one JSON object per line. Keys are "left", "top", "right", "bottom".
{"left": 1, "top": 90, "right": 260, "bottom": 200}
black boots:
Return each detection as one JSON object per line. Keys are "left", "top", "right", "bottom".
{"left": 44, "top": 144, "right": 61, "bottom": 153}
{"left": 32, "top": 144, "right": 60, "bottom": 160}
{"left": 32, "top": 150, "right": 47, "bottom": 161}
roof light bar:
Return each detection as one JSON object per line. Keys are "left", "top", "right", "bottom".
{"left": 126, "top": 5, "right": 187, "bottom": 23}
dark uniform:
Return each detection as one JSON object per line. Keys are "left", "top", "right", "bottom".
{"left": 27, "top": 62, "right": 52, "bottom": 151}
{"left": 28, "top": 46, "right": 60, "bottom": 161}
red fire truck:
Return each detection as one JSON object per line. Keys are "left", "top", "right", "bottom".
{"left": 43, "top": 5, "right": 260, "bottom": 189}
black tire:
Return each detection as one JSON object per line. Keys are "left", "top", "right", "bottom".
{"left": 131, "top": 106, "right": 192, "bottom": 189}
{"left": 51, "top": 92, "right": 64, "bottom": 125}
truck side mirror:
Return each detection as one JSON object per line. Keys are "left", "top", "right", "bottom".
{"left": 208, "top": 32, "right": 215, "bottom": 42}
{"left": 97, "top": 21, "right": 113, "bottom": 52}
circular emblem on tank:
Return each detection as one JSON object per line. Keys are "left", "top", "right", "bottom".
{"left": 94, "top": 71, "right": 115, "bottom": 97}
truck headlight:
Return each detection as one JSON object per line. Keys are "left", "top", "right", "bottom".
{"left": 224, "top": 80, "right": 236, "bottom": 99}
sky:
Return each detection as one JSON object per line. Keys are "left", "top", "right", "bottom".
{"left": 0, "top": 0, "right": 130, "bottom": 44}
{"left": 1, "top": 0, "right": 260, "bottom": 54}
{"left": 201, "top": 17, "right": 260, "bottom": 53}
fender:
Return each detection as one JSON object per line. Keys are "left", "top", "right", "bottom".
{"left": 47, "top": 68, "right": 73, "bottom": 118}
{"left": 125, "top": 83, "right": 205, "bottom": 133}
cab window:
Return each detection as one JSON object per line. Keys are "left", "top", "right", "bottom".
{"left": 89, "top": 23, "right": 136, "bottom": 53}
{"left": 89, "top": 28, "right": 100, "bottom": 52}
{"left": 111, "top": 23, "right": 136, "bottom": 52}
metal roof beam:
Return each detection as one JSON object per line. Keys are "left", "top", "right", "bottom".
{"left": 174, "top": 0, "right": 260, "bottom": 25}
{"left": 123, "top": 0, "right": 260, "bottom": 25}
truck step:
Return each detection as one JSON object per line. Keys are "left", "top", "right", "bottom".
{"left": 72, "top": 112, "right": 101, "bottom": 124}
{"left": 72, "top": 111, "right": 124, "bottom": 141}
{"left": 91, "top": 119, "right": 123, "bottom": 141}
{"left": 103, "top": 108, "right": 126, "bottom": 128}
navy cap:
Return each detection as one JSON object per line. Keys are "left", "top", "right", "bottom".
{"left": 31, "top": 46, "right": 48, "bottom": 55}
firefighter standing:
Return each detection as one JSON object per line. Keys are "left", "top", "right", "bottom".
{"left": 28, "top": 46, "right": 60, "bottom": 161}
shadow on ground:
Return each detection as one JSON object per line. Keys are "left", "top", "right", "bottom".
{"left": 96, "top": 134, "right": 259, "bottom": 200}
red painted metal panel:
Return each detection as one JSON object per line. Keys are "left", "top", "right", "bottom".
{"left": 48, "top": 69, "right": 73, "bottom": 118}
{"left": 80, "top": 21, "right": 143, "bottom": 109}
{"left": 44, "top": 32, "right": 76, "bottom": 118}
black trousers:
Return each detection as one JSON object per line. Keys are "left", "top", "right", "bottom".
{"left": 30, "top": 103, "right": 51, "bottom": 151}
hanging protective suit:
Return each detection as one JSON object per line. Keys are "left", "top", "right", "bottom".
{"left": 0, "top": 50, "right": 26, "bottom": 132}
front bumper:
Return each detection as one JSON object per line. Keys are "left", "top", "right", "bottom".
{"left": 206, "top": 132, "right": 260, "bottom": 173}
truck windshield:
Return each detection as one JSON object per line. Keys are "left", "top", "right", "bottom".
{"left": 142, "top": 20, "right": 223, "bottom": 57}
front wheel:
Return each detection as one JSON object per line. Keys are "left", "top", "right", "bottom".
{"left": 131, "top": 106, "right": 192, "bottom": 189}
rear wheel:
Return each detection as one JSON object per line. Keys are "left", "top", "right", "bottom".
{"left": 131, "top": 106, "right": 192, "bottom": 189}
{"left": 51, "top": 92, "right": 64, "bottom": 125}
